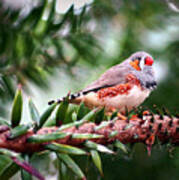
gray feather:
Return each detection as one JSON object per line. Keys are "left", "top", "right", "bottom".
{"left": 83, "top": 62, "right": 130, "bottom": 92}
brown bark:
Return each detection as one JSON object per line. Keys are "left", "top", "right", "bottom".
{"left": 0, "top": 114, "right": 178, "bottom": 153}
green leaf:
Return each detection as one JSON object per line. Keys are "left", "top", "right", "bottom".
{"left": 29, "top": 99, "right": 40, "bottom": 125}
{"left": 51, "top": 5, "right": 74, "bottom": 32}
{"left": 78, "top": 5, "right": 87, "bottom": 28}
{"left": 63, "top": 105, "right": 78, "bottom": 123}
{"left": 0, "top": 156, "right": 19, "bottom": 180}
{"left": 85, "top": 141, "right": 114, "bottom": 154}
{"left": 80, "top": 109, "right": 96, "bottom": 122}
{"left": 71, "top": 10, "right": 77, "bottom": 33}
{"left": 72, "top": 133, "right": 103, "bottom": 139}
{"left": 94, "top": 119, "right": 116, "bottom": 131}
{"left": 58, "top": 109, "right": 96, "bottom": 131}
{"left": 0, "top": 118, "right": 9, "bottom": 126}
{"left": 9, "top": 125, "right": 30, "bottom": 139}
{"left": 90, "top": 150, "right": 103, "bottom": 176}
{"left": 57, "top": 153, "right": 86, "bottom": 180}
{"left": 33, "top": 0, "right": 48, "bottom": 36}
{"left": 77, "top": 102, "right": 89, "bottom": 120}
{"left": 15, "top": 34, "right": 26, "bottom": 58}
{"left": 0, "top": 155, "right": 12, "bottom": 176}
{"left": 55, "top": 97, "right": 69, "bottom": 125}
{"left": 109, "top": 130, "right": 118, "bottom": 138}
{"left": 58, "top": 119, "right": 86, "bottom": 131}
{"left": 11, "top": 86, "right": 23, "bottom": 127}
{"left": 43, "top": 117, "right": 55, "bottom": 127}
{"left": 46, "top": 143, "right": 87, "bottom": 155}
{"left": 95, "top": 107, "right": 105, "bottom": 124}
{"left": 46, "top": 0, "right": 56, "bottom": 26}
{"left": 2, "top": 76, "right": 15, "bottom": 98}
{"left": 27, "top": 132, "right": 70, "bottom": 143}
{"left": 0, "top": 163, "right": 19, "bottom": 180}
{"left": 110, "top": 111, "right": 118, "bottom": 120}
{"left": 114, "top": 140, "right": 128, "bottom": 154}
{"left": 21, "top": 167, "right": 32, "bottom": 180}
{"left": 0, "top": 148, "right": 19, "bottom": 157}
{"left": 38, "top": 104, "right": 56, "bottom": 129}
{"left": 72, "top": 112, "right": 77, "bottom": 122}
{"left": 58, "top": 160, "right": 70, "bottom": 180}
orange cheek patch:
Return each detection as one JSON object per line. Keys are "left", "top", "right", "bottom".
{"left": 130, "top": 60, "right": 141, "bottom": 71}
{"left": 97, "top": 74, "right": 141, "bottom": 99}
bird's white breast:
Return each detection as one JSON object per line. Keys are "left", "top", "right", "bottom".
{"left": 76, "top": 86, "right": 151, "bottom": 112}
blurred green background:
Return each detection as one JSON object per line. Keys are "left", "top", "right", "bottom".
{"left": 0, "top": 0, "right": 179, "bottom": 179}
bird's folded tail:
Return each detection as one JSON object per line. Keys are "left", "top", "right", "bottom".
{"left": 48, "top": 91, "right": 85, "bottom": 105}
{"left": 48, "top": 85, "right": 113, "bottom": 105}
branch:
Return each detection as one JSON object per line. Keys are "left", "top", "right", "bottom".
{"left": 0, "top": 114, "right": 178, "bottom": 154}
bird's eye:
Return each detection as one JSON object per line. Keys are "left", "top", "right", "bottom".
{"left": 137, "top": 57, "right": 141, "bottom": 61}
{"left": 132, "top": 57, "right": 141, "bottom": 61}
{"left": 145, "top": 56, "right": 154, "bottom": 66}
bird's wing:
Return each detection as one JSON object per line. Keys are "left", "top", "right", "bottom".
{"left": 82, "top": 63, "right": 131, "bottom": 93}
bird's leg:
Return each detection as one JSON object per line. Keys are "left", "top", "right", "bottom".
{"left": 117, "top": 112, "right": 127, "bottom": 120}
{"left": 106, "top": 107, "right": 127, "bottom": 120}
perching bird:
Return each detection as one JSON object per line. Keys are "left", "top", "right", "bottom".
{"left": 48, "top": 51, "right": 157, "bottom": 113}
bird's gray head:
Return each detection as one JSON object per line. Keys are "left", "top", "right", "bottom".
{"left": 127, "top": 51, "right": 156, "bottom": 89}
{"left": 128, "top": 51, "right": 154, "bottom": 72}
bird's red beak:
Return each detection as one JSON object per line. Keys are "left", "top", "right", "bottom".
{"left": 130, "top": 59, "right": 141, "bottom": 71}
{"left": 145, "top": 56, "right": 154, "bottom": 66}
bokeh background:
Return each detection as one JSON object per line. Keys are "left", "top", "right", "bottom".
{"left": 0, "top": 0, "right": 179, "bottom": 179}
